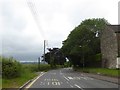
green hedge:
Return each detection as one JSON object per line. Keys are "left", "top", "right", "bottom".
{"left": 2, "top": 57, "right": 22, "bottom": 79}
{"left": 22, "top": 64, "right": 51, "bottom": 72}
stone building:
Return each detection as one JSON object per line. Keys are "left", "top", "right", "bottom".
{"left": 101, "top": 25, "right": 120, "bottom": 68}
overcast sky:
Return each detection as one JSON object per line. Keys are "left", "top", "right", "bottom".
{"left": 0, "top": 0, "right": 119, "bottom": 61}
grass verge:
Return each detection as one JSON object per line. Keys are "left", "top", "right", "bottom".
{"left": 2, "top": 64, "right": 63, "bottom": 88}
{"left": 2, "top": 70, "right": 37, "bottom": 88}
{"left": 0, "top": 78, "right": 2, "bottom": 89}
{"left": 74, "top": 67, "right": 119, "bottom": 77}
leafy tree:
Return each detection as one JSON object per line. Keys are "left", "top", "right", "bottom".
{"left": 44, "top": 48, "right": 66, "bottom": 68}
{"left": 62, "top": 18, "right": 108, "bottom": 67}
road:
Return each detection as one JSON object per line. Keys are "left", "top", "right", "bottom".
{"left": 27, "top": 68, "right": 119, "bottom": 89}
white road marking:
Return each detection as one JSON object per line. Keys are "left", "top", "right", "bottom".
{"left": 63, "top": 76, "right": 69, "bottom": 81}
{"left": 58, "top": 82, "right": 60, "bottom": 85}
{"left": 68, "top": 77, "right": 73, "bottom": 80}
{"left": 83, "top": 77, "right": 87, "bottom": 80}
{"left": 26, "top": 72, "right": 46, "bottom": 88}
{"left": 52, "top": 82, "right": 58, "bottom": 85}
{"left": 78, "top": 76, "right": 93, "bottom": 80}
{"left": 40, "top": 82, "right": 45, "bottom": 85}
{"left": 54, "top": 79, "right": 58, "bottom": 81}
{"left": 48, "top": 82, "right": 50, "bottom": 85}
{"left": 80, "top": 77, "right": 87, "bottom": 80}
{"left": 74, "top": 84, "right": 82, "bottom": 88}
{"left": 86, "top": 77, "right": 94, "bottom": 80}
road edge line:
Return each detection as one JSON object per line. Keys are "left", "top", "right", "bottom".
{"left": 26, "top": 72, "right": 46, "bottom": 88}
{"left": 19, "top": 80, "right": 32, "bottom": 90}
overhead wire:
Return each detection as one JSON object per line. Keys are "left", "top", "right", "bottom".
{"left": 26, "top": 0, "right": 49, "bottom": 58}
{"left": 26, "top": 0, "right": 46, "bottom": 39}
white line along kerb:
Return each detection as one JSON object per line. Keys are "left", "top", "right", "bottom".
{"left": 26, "top": 72, "right": 46, "bottom": 88}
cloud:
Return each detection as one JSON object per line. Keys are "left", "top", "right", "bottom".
{"left": 118, "top": 1, "right": 120, "bottom": 24}
{"left": 1, "top": 0, "right": 119, "bottom": 61}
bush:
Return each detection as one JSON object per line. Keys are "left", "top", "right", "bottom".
{"left": 38, "top": 64, "right": 51, "bottom": 71}
{"left": 94, "top": 53, "right": 102, "bottom": 62}
{"left": 2, "top": 57, "right": 22, "bottom": 79}
{"left": 22, "top": 64, "right": 51, "bottom": 72}
{"left": 22, "top": 64, "right": 38, "bottom": 72}
{"left": 64, "top": 61, "right": 71, "bottom": 67}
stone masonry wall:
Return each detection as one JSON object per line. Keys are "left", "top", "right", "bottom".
{"left": 101, "top": 26, "right": 118, "bottom": 68}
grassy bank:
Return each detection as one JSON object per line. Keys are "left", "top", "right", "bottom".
{"left": 2, "top": 64, "right": 53, "bottom": 88}
{"left": 2, "top": 64, "right": 37, "bottom": 88}
{"left": 74, "top": 67, "right": 119, "bottom": 77}
{"left": 2, "top": 56, "right": 64, "bottom": 88}
{"left": 2, "top": 63, "right": 63, "bottom": 88}
{"left": 0, "top": 78, "right": 2, "bottom": 89}
{"left": 2, "top": 65, "right": 37, "bottom": 88}
{"left": 23, "top": 64, "right": 51, "bottom": 72}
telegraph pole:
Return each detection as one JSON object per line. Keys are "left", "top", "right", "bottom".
{"left": 38, "top": 57, "right": 40, "bottom": 70}
{"left": 43, "top": 40, "right": 46, "bottom": 64}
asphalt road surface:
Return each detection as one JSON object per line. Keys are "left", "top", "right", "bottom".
{"left": 28, "top": 68, "right": 119, "bottom": 89}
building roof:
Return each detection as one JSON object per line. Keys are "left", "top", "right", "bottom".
{"left": 107, "top": 25, "right": 120, "bottom": 33}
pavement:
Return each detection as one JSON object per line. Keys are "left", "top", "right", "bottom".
{"left": 25, "top": 68, "right": 119, "bottom": 89}
{"left": 79, "top": 72, "right": 119, "bottom": 85}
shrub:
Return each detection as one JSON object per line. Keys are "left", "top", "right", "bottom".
{"left": 2, "top": 57, "right": 22, "bottom": 79}
{"left": 22, "top": 64, "right": 51, "bottom": 72}
{"left": 38, "top": 64, "right": 51, "bottom": 71}
{"left": 64, "top": 61, "right": 71, "bottom": 67}
{"left": 94, "top": 53, "right": 102, "bottom": 62}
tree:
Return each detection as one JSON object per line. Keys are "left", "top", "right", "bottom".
{"left": 61, "top": 18, "right": 108, "bottom": 67}
{"left": 45, "top": 48, "right": 66, "bottom": 68}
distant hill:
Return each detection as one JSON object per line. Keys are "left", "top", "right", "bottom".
{"left": 20, "top": 61, "right": 48, "bottom": 64}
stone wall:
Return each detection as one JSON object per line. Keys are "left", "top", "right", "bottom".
{"left": 101, "top": 25, "right": 118, "bottom": 68}
{"left": 116, "top": 32, "right": 120, "bottom": 68}
{"left": 117, "top": 32, "right": 120, "bottom": 57}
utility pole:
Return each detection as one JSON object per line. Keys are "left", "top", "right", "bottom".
{"left": 43, "top": 40, "right": 46, "bottom": 64}
{"left": 38, "top": 57, "right": 40, "bottom": 70}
